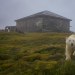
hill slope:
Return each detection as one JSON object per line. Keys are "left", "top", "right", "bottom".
{"left": 0, "top": 32, "right": 75, "bottom": 75}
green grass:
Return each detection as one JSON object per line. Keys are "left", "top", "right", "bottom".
{"left": 0, "top": 32, "right": 75, "bottom": 75}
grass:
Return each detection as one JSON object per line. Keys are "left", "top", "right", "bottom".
{"left": 0, "top": 32, "right": 75, "bottom": 75}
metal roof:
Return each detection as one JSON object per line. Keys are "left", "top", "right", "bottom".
{"left": 16, "top": 10, "right": 71, "bottom": 21}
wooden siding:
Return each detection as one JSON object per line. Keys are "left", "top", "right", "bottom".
{"left": 16, "top": 16, "right": 70, "bottom": 33}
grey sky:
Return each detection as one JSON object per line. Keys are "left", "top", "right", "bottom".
{"left": 0, "top": 0, "right": 75, "bottom": 31}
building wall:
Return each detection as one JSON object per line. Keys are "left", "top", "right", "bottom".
{"left": 16, "top": 16, "right": 70, "bottom": 33}
{"left": 42, "top": 16, "right": 70, "bottom": 32}
{"left": 16, "top": 17, "right": 43, "bottom": 32}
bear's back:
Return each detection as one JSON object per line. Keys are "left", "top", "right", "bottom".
{"left": 69, "top": 34, "right": 75, "bottom": 38}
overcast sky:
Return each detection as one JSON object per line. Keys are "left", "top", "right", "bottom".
{"left": 0, "top": 0, "right": 75, "bottom": 31}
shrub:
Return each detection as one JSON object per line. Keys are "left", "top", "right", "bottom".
{"left": 56, "top": 61, "right": 75, "bottom": 75}
{"left": 0, "top": 54, "right": 10, "bottom": 60}
{"left": 33, "top": 61, "right": 58, "bottom": 75}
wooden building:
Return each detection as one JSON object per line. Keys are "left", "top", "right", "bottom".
{"left": 15, "top": 10, "right": 72, "bottom": 33}
{"left": 5, "top": 26, "right": 16, "bottom": 32}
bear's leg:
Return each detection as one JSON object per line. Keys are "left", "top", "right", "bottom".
{"left": 65, "top": 45, "right": 73, "bottom": 60}
{"left": 73, "top": 51, "right": 75, "bottom": 56}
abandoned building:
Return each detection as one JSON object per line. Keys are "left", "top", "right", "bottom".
{"left": 15, "top": 10, "right": 72, "bottom": 33}
{"left": 5, "top": 26, "right": 16, "bottom": 32}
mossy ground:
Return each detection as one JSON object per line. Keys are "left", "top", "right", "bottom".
{"left": 0, "top": 32, "right": 75, "bottom": 75}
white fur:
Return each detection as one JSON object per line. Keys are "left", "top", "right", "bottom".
{"left": 65, "top": 34, "right": 75, "bottom": 60}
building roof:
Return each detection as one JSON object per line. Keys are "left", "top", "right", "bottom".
{"left": 15, "top": 10, "right": 72, "bottom": 21}
{"left": 5, "top": 26, "right": 16, "bottom": 29}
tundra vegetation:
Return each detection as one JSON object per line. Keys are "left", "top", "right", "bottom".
{"left": 0, "top": 32, "right": 75, "bottom": 75}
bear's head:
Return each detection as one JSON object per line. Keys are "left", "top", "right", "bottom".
{"left": 66, "top": 34, "right": 75, "bottom": 47}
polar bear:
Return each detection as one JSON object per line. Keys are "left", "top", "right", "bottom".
{"left": 65, "top": 34, "right": 75, "bottom": 60}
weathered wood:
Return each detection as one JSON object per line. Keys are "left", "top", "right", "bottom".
{"left": 15, "top": 11, "right": 71, "bottom": 33}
